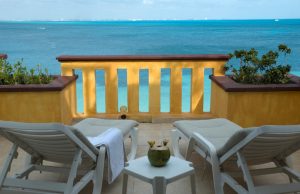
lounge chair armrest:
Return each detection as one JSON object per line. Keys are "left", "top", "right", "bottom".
{"left": 127, "top": 127, "right": 138, "bottom": 161}
{"left": 190, "top": 132, "right": 219, "bottom": 163}
{"left": 171, "top": 129, "right": 185, "bottom": 159}
{"left": 189, "top": 132, "right": 223, "bottom": 193}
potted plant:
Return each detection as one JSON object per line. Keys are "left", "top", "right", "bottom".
{"left": 147, "top": 139, "right": 170, "bottom": 167}
{"left": 0, "top": 57, "right": 77, "bottom": 124}
{"left": 210, "top": 44, "right": 300, "bottom": 127}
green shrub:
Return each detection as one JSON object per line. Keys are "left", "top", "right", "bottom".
{"left": 224, "top": 44, "right": 291, "bottom": 84}
{"left": 0, "top": 59, "right": 52, "bottom": 85}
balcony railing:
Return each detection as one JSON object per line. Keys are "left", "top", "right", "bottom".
{"left": 57, "top": 55, "right": 229, "bottom": 121}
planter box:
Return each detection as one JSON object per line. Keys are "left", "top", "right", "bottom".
{"left": 0, "top": 54, "right": 7, "bottom": 59}
{"left": 210, "top": 75, "right": 300, "bottom": 127}
{"left": 0, "top": 76, "right": 77, "bottom": 124}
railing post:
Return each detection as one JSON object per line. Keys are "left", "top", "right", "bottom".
{"left": 82, "top": 68, "right": 96, "bottom": 116}
{"left": 191, "top": 66, "right": 204, "bottom": 114}
{"left": 127, "top": 67, "right": 139, "bottom": 113}
{"left": 170, "top": 64, "right": 182, "bottom": 114}
{"left": 105, "top": 67, "right": 118, "bottom": 114}
{"left": 149, "top": 66, "right": 161, "bottom": 114}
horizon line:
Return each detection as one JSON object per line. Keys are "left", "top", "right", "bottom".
{"left": 0, "top": 18, "right": 300, "bottom": 22}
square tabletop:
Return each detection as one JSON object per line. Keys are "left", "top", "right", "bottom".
{"left": 124, "top": 156, "right": 195, "bottom": 183}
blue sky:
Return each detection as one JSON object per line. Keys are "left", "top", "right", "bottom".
{"left": 0, "top": 0, "right": 299, "bottom": 21}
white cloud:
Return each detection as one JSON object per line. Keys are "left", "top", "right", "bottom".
{"left": 0, "top": 0, "right": 299, "bottom": 20}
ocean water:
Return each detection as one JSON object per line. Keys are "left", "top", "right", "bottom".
{"left": 1, "top": 20, "right": 300, "bottom": 113}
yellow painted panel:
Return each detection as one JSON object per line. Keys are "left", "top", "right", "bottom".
{"left": 105, "top": 67, "right": 118, "bottom": 114}
{"left": 149, "top": 66, "right": 161, "bottom": 113}
{"left": 127, "top": 67, "right": 139, "bottom": 113}
{"left": 191, "top": 66, "right": 204, "bottom": 114}
{"left": 228, "top": 91, "right": 300, "bottom": 127}
{"left": 72, "top": 112, "right": 214, "bottom": 123}
{"left": 210, "top": 82, "right": 229, "bottom": 118}
{"left": 211, "top": 82, "right": 300, "bottom": 128}
{"left": 0, "top": 92, "right": 61, "bottom": 123}
{"left": 170, "top": 64, "right": 182, "bottom": 113}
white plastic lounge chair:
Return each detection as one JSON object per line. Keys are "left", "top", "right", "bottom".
{"left": 0, "top": 118, "right": 138, "bottom": 194}
{"left": 172, "top": 118, "right": 300, "bottom": 194}
{"left": 73, "top": 118, "right": 138, "bottom": 161}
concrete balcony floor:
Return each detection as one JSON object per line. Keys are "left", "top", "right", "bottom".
{"left": 1, "top": 122, "right": 300, "bottom": 194}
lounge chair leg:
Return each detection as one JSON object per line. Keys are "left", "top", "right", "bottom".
{"left": 122, "top": 173, "right": 128, "bottom": 194}
{"left": 274, "top": 159, "right": 300, "bottom": 185}
{"left": 236, "top": 152, "right": 255, "bottom": 194}
{"left": 211, "top": 163, "right": 224, "bottom": 194}
{"left": 65, "top": 149, "right": 82, "bottom": 194}
{"left": 209, "top": 149, "right": 224, "bottom": 194}
{"left": 23, "top": 153, "right": 32, "bottom": 179}
{"left": 284, "top": 155, "right": 300, "bottom": 194}
{"left": 0, "top": 144, "right": 18, "bottom": 187}
{"left": 93, "top": 146, "right": 106, "bottom": 194}
{"left": 190, "top": 174, "right": 196, "bottom": 194}
{"left": 185, "top": 138, "right": 196, "bottom": 160}
{"left": 127, "top": 127, "right": 138, "bottom": 161}
{"left": 171, "top": 129, "right": 184, "bottom": 159}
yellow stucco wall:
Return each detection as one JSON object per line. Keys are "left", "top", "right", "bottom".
{"left": 211, "top": 82, "right": 300, "bottom": 127}
{"left": 59, "top": 83, "right": 74, "bottom": 124}
{"left": 211, "top": 82, "right": 229, "bottom": 119}
{"left": 0, "top": 82, "right": 75, "bottom": 124}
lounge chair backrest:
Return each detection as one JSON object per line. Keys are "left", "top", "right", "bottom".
{"left": 241, "top": 125, "right": 300, "bottom": 165}
{"left": 0, "top": 121, "right": 98, "bottom": 164}
{"left": 221, "top": 125, "right": 300, "bottom": 165}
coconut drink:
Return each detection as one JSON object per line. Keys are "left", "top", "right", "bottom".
{"left": 147, "top": 139, "right": 171, "bottom": 167}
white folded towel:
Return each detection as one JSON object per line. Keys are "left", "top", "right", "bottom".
{"left": 87, "top": 128, "right": 124, "bottom": 183}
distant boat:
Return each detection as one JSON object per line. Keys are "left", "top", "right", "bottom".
{"left": 275, "top": 19, "right": 279, "bottom": 22}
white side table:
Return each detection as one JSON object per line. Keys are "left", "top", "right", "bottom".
{"left": 122, "top": 156, "right": 196, "bottom": 194}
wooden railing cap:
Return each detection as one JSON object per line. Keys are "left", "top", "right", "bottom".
{"left": 56, "top": 54, "right": 230, "bottom": 62}
{"left": 0, "top": 54, "right": 7, "bottom": 59}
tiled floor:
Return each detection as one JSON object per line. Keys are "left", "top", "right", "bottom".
{"left": 0, "top": 122, "right": 300, "bottom": 194}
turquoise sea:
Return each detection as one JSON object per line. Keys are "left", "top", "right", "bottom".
{"left": 0, "top": 20, "right": 300, "bottom": 113}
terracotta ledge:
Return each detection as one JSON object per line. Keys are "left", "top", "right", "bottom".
{"left": 0, "top": 75, "right": 77, "bottom": 92}
{"left": 210, "top": 75, "right": 300, "bottom": 92}
{"left": 57, "top": 54, "right": 230, "bottom": 62}
{"left": 0, "top": 54, "right": 7, "bottom": 59}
